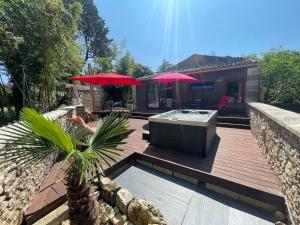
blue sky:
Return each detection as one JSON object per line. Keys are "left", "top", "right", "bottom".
{"left": 96, "top": 0, "right": 300, "bottom": 71}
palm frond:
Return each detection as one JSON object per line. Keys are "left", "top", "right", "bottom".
{"left": 0, "top": 121, "right": 59, "bottom": 169}
{"left": 63, "top": 121, "right": 91, "bottom": 147}
{"left": 0, "top": 108, "right": 76, "bottom": 172}
{"left": 65, "top": 112, "right": 129, "bottom": 179}
{"left": 20, "top": 108, "right": 74, "bottom": 153}
{"left": 88, "top": 112, "right": 129, "bottom": 157}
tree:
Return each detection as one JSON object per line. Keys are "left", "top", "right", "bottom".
{"left": 158, "top": 58, "right": 173, "bottom": 72}
{"left": 115, "top": 51, "right": 136, "bottom": 76}
{"left": 65, "top": 0, "right": 112, "bottom": 62}
{"left": 0, "top": 0, "right": 83, "bottom": 114}
{"left": 0, "top": 109, "right": 129, "bottom": 225}
{"left": 260, "top": 49, "right": 300, "bottom": 104}
{"left": 113, "top": 52, "right": 136, "bottom": 105}
{"left": 94, "top": 42, "right": 119, "bottom": 73}
{"left": 133, "top": 63, "right": 153, "bottom": 78}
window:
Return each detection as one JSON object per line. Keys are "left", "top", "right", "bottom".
{"left": 190, "top": 82, "right": 214, "bottom": 91}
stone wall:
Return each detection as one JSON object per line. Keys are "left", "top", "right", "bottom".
{"left": 66, "top": 84, "right": 104, "bottom": 112}
{"left": 248, "top": 103, "right": 300, "bottom": 225}
{"left": 92, "top": 177, "right": 166, "bottom": 225}
{"left": 0, "top": 106, "right": 76, "bottom": 225}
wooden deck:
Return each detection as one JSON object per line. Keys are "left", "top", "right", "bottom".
{"left": 24, "top": 118, "right": 283, "bottom": 224}
{"left": 89, "top": 119, "right": 281, "bottom": 196}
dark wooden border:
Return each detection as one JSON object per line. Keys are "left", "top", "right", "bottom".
{"left": 24, "top": 195, "right": 67, "bottom": 225}
{"left": 134, "top": 153, "right": 285, "bottom": 210}
{"left": 24, "top": 151, "right": 286, "bottom": 224}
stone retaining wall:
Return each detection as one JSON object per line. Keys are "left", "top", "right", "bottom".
{"left": 95, "top": 176, "right": 167, "bottom": 225}
{"left": 0, "top": 106, "right": 77, "bottom": 225}
{"left": 248, "top": 102, "right": 300, "bottom": 225}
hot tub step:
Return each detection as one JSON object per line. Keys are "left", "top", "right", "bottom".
{"left": 217, "top": 122, "right": 250, "bottom": 130}
{"left": 217, "top": 116, "right": 250, "bottom": 125}
{"left": 130, "top": 115, "right": 148, "bottom": 120}
{"left": 142, "top": 130, "right": 150, "bottom": 140}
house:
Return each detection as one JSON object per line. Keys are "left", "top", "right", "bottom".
{"left": 133, "top": 54, "right": 262, "bottom": 113}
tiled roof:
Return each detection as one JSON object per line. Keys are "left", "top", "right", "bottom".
{"left": 169, "top": 54, "right": 256, "bottom": 71}
{"left": 138, "top": 54, "right": 257, "bottom": 81}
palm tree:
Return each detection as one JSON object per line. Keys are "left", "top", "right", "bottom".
{"left": 0, "top": 108, "right": 129, "bottom": 225}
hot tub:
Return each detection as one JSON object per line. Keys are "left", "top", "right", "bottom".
{"left": 148, "top": 110, "right": 217, "bottom": 157}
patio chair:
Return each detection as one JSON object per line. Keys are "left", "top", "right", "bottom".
{"left": 210, "top": 96, "right": 229, "bottom": 110}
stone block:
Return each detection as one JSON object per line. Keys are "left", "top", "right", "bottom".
{"left": 99, "top": 201, "right": 115, "bottom": 224}
{"left": 116, "top": 188, "right": 133, "bottom": 214}
{"left": 100, "top": 177, "right": 121, "bottom": 206}
{"left": 127, "top": 198, "right": 166, "bottom": 225}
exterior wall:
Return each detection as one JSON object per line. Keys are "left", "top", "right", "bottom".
{"left": 136, "top": 85, "right": 147, "bottom": 111}
{"left": 0, "top": 106, "right": 76, "bottom": 225}
{"left": 246, "top": 66, "right": 261, "bottom": 102}
{"left": 248, "top": 103, "right": 300, "bottom": 225}
{"left": 136, "top": 66, "right": 260, "bottom": 113}
{"left": 188, "top": 71, "right": 220, "bottom": 106}
{"left": 132, "top": 86, "right": 137, "bottom": 110}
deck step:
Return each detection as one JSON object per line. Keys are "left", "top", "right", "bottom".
{"left": 217, "top": 116, "right": 250, "bottom": 125}
{"left": 131, "top": 112, "right": 158, "bottom": 117}
{"left": 217, "top": 122, "right": 251, "bottom": 130}
{"left": 142, "top": 131, "right": 150, "bottom": 140}
{"left": 130, "top": 115, "right": 149, "bottom": 120}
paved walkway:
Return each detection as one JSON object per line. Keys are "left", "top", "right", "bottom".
{"left": 115, "top": 164, "right": 274, "bottom": 225}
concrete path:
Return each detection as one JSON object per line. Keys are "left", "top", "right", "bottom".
{"left": 114, "top": 165, "right": 274, "bottom": 225}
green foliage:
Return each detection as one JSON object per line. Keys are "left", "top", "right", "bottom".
{"left": 260, "top": 49, "right": 300, "bottom": 104}
{"left": 113, "top": 51, "right": 136, "bottom": 105}
{"left": 0, "top": 0, "right": 84, "bottom": 114}
{"left": 20, "top": 108, "right": 74, "bottom": 152}
{"left": 133, "top": 63, "right": 153, "bottom": 78}
{"left": 158, "top": 58, "right": 173, "bottom": 72}
{"left": 94, "top": 57, "right": 114, "bottom": 73}
{"left": 115, "top": 51, "right": 136, "bottom": 76}
{"left": 65, "top": 0, "right": 113, "bottom": 61}
{"left": 0, "top": 108, "right": 129, "bottom": 185}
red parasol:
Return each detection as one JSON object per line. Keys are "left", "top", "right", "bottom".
{"left": 68, "top": 73, "right": 143, "bottom": 86}
{"left": 152, "top": 72, "right": 198, "bottom": 83}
